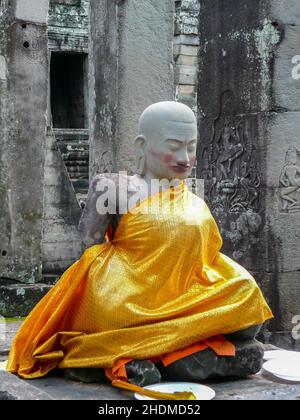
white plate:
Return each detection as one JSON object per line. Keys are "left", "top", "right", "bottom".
{"left": 263, "top": 357, "right": 300, "bottom": 382}
{"left": 0, "top": 360, "right": 7, "bottom": 371}
{"left": 134, "top": 382, "right": 215, "bottom": 401}
{"left": 264, "top": 350, "right": 300, "bottom": 361}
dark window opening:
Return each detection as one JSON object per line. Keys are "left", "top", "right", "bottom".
{"left": 50, "top": 52, "right": 87, "bottom": 129}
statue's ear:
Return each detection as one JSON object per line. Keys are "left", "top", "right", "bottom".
{"left": 134, "top": 135, "right": 147, "bottom": 176}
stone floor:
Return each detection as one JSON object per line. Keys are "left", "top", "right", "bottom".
{"left": 1, "top": 320, "right": 300, "bottom": 400}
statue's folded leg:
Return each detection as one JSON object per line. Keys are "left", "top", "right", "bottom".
{"left": 125, "top": 360, "right": 162, "bottom": 387}
{"left": 64, "top": 368, "right": 107, "bottom": 383}
{"left": 156, "top": 339, "right": 264, "bottom": 381}
{"left": 62, "top": 325, "right": 265, "bottom": 384}
{"left": 64, "top": 360, "right": 162, "bottom": 386}
{"left": 224, "top": 323, "right": 263, "bottom": 341}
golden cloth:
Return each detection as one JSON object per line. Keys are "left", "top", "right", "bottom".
{"left": 7, "top": 183, "right": 273, "bottom": 379}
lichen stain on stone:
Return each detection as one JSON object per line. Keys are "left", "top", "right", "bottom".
{"left": 99, "top": 105, "right": 113, "bottom": 137}
{"left": 16, "top": 288, "right": 25, "bottom": 297}
{"left": 253, "top": 19, "right": 281, "bottom": 109}
{"left": 228, "top": 19, "right": 282, "bottom": 110}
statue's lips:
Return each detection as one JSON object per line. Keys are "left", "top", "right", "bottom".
{"left": 171, "top": 165, "right": 191, "bottom": 173}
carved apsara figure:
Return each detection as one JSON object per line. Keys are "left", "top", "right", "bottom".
{"left": 280, "top": 146, "right": 300, "bottom": 212}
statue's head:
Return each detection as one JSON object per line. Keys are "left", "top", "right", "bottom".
{"left": 134, "top": 101, "right": 197, "bottom": 181}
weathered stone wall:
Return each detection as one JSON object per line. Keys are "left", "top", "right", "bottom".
{"left": 88, "top": 0, "right": 118, "bottom": 177}
{"left": 41, "top": 0, "right": 89, "bottom": 276}
{"left": 48, "top": 0, "right": 89, "bottom": 51}
{"left": 174, "top": 0, "right": 199, "bottom": 116}
{"left": 266, "top": 0, "right": 300, "bottom": 347}
{"left": 173, "top": 0, "right": 200, "bottom": 179}
{"left": 0, "top": 0, "right": 49, "bottom": 284}
{"left": 197, "top": 0, "right": 300, "bottom": 349}
{"left": 0, "top": 3, "right": 12, "bottom": 284}
{"left": 42, "top": 128, "right": 82, "bottom": 276}
{"left": 114, "top": 0, "right": 175, "bottom": 174}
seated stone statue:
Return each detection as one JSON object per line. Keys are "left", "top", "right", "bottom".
{"left": 7, "top": 101, "right": 273, "bottom": 388}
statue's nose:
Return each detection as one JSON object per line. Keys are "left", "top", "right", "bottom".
{"left": 177, "top": 150, "right": 190, "bottom": 166}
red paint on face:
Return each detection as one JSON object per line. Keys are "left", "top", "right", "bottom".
{"left": 163, "top": 154, "right": 175, "bottom": 165}
{"left": 149, "top": 149, "right": 175, "bottom": 165}
{"left": 149, "top": 148, "right": 195, "bottom": 170}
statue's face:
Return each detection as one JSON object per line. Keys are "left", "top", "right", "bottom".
{"left": 145, "top": 120, "right": 197, "bottom": 180}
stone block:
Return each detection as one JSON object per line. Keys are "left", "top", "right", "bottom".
{"left": 173, "top": 34, "right": 200, "bottom": 46}
{"left": 198, "top": 1, "right": 282, "bottom": 115}
{"left": 0, "top": 371, "right": 54, "bottom": 400}
{"left": 15, "top": 0, "right": 49, "bottom": 24}
{"left": 265, "top": 186, "right": 300, "bottom": 273}
{"left": 0, "top": 284, "right": 52, "bottom": 317}
{"left": 0, "top": 21, "right": 48, "bottom": 283}
{"left": 42, "top": 259, "right": 78, "bottom": 274}
{"left": 43, "top": 165, "right": 64, "bottom": 186}
{"left": 115, "top": 0, "right": 175, "bottom": 171}
{"left": 272, "top": 25, "right": 300, "bottom": 112}
{"left": 42, "top": 241, "right": 81, "bottom": 265}
{"left": 43, "top": 204, "right": 79, "bottom": 222}
{"left": 175, "top": 54, "right": 198, "bottom": 65}
{"left": 175, "top": 12, "right": 199, "bottom": 36}
{"left": 175, "top": 84, "right": 197, "bottom": 100}
{"left": 266, "top": 112, "right": 300, "bottom": 188}
{"left": 42, "top": 221, "right": 81, "bottom": 241}
{"left": 277, "top": 271, "right": 300, "bottom": 331}
{"left": 271, "top": 0, "right": 300, "bottom": 26}
{"left": 175, "top": 94, "right": 197, "bottom": 110}
{"left": 175, "top": 64, "right": 197, "bottom": 85}
{"left": 173, "top": 44, "right": 199, "bottom": 57}
{"left": 181, "top": 0, "right": 201, "bottom": 12}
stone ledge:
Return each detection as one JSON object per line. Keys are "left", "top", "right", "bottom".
{"left": 0, "top": 284, "right": 52, "bottom": 317}
{"left": 264, "top": 331, "right": 300, "bottom": 351}
{"left": 0, "top": 371, "right": 54, "bottom": 400}
{"left": 1, "top": 322, "right": 300, "bottom": 400}
{"left": 1, "top": 368, "right": 300, "bottom": 400}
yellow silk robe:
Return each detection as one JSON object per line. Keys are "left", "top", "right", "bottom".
{"left": 7, "top": 183, "right": 273, "bottom": 379}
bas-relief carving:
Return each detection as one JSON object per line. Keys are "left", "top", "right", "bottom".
{"left": 200, "top": 91, "right": 262, "bottom": 260}
{"left": 201, "top": 91, "right": 261, "bottom": 213}
{"left": 224, "top": 211, "right": 262, "bottom": 260}
{"left": 279, "top": 146, "right": 300, "bottom": 213}
{"left": 99, "top": 151, "right": 114, "bottom": 174}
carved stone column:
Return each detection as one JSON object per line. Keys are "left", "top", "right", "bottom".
{"left": 197, "top": 0, "right": 300, "bottom": 348}
{"left": 89, "top": 0, "right": 118, "bottom": 177}
{"left": 0, "top": 0, "right": 49, "bottom": 283}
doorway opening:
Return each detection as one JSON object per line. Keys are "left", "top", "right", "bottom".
{"left": 50, "top": 52, "right": 88, "bottom": 129}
